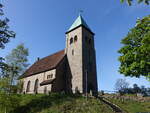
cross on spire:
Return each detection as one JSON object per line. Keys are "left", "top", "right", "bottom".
{"left": 79, "top": 10, "right": 83, "bottom": 16}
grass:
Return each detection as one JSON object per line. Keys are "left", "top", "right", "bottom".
{"left": 10, "top": 93, "right": 114, "bottom": 113}
{"left": 106, "top": 96, "right": 150, "bottom": 113}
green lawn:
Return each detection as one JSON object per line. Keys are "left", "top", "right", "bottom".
{"left": 106, "top": 97, "right": 150, "bottom": 113}
{"left": 10, "top": 94, "right": 114, "bottom": 113}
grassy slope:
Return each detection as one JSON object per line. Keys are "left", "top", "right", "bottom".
{"left": 106, "top": 96, "right": 150, "bottom": 113}
{"left": 11, "top": 94, "right": 114, "bottom": 113}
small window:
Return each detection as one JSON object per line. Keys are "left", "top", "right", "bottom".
{"left": 72, "top": 49, "right": 74, "bottom": 55}
{"left": 74, "top": 36, "right": 77, "bottom": 42}
{"left": 70, "top": 37, "right": 73, "bottom": 45}
{"left": 47, "top": 74, "right": 53, "bottom": 79}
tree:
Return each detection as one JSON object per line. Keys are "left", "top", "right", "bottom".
{"left": 132, "top": 84, "right": 141, "bottom": 93}
{"left": 0, "top": 3, "right": 15, "bottom": 78}
{"left": 0, "top": 43, "right": 28, "bottom": 113}
{"left": 0, "top": 4, "right": 15, "bottom": 49}
{"left": 120, "top": 0, "right": 150, "bottom": 6}
{"left": 5, "top": 43, "right": 29, "bottom": 86}
{"left": 118, "top": 15, "right": 150, "bottom": 80}
{"left": 115, "top": 78, "right": 129, "bottom": 94}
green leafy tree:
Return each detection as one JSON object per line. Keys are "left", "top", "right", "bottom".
{"left": 120, "top": 0, "right": 150, "bottom": 5}
{"left": 5, "top": 43, "right": 29, "bottom": 86}
{"left": 118, "top": 15, "right": 150, "bottom": 80}
{"left": 0, "top": 43, "right": 28, "bottom": 113}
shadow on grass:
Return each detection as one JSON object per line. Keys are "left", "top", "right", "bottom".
{"left": 11, "top": 93, "right": 77, "bottom": 113}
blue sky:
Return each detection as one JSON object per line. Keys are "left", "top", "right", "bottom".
{"left": 1, "top": 0, "right": 150, "bottom": 91}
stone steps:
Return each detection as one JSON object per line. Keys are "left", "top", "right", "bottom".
{"left": 97, "top": 96, "right": 125, "bottom": 113}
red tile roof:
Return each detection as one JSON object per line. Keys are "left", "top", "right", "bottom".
{"left": 21, "top": 50, "right": 65, "bottom": 78}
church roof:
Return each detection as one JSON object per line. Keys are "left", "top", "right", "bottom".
{"left": 66, "top": 15, "right": 94, "bottom": 34}
{"left": 20, "top": 50, "right": 65, "bottom": 79}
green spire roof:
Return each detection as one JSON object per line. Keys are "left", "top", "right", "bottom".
{"left": 67, "top": 15, "right": 92, "bottom": 32}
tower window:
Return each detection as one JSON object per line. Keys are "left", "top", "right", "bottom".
{"left": 70, "top": 37, "right": 73, "bottom": 45}
{"left": 74, "top": 35, "right": 77, "bottom": 42}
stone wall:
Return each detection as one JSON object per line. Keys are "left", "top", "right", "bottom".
{"left": 82, "top": 27, "right": 98, "bottom": 95}
{"left": 66, "top": 27, "right": 83, "bottom": 93}
{"left": 65, "top": 26, "right": 98, "bottom": 95}
{"left": 22, "top": 69, "right": 56, "bottom": 94}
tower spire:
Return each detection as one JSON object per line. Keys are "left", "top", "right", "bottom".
{"left": 66, "top": 13, "right": 93, "bottom": 34}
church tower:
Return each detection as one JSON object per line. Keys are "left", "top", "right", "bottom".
{"left": 65, "top": 15, "right": 98, "bottom": 95}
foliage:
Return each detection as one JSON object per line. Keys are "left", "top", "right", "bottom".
{"left": 0, "top": 93, "right": 20, "bottom": 113}
{"left": 115, "top": 78, "right": 129, "bottom": 93}
{"left": 0, "top": 4, "right": 15, "bottom": 49}
{"left": 118, "top": 15, "right": 150, "bottom": 79}
{"left": 0, "top": 78, "right": 21, "bottom": 113}
{"left": 115, "top": 82, "right": 150, "bottom": 95}
{"left": 132, "top": 84, "right": 141, "bottom": 93}
{"left": 0, "top": 3, "right": 15, "bottom": 76}
{"left": 120, "top": 0, "right": 150, "bottom": 5}
{"left": 0, "top": 43, "right": 29, "bottom": 113}
{"left": 5, "top": 43, "right": 29, "bottom": 85}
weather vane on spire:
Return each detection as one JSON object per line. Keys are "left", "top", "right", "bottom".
{"left": 79, "top": 10, "right": 83, "bottom": 16}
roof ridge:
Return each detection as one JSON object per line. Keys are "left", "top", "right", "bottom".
{"left": 20, "top": 49, "right": 65, "bottom": 78}
{"left": 36, "top": 49, "right": 65, "bottom": 63}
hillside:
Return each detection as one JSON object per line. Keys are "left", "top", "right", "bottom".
{"left": 10, "top": 94, "right": 114, "bottom": 113}
{"left": 102, "top": 94, "right": 150, "bottom": 113}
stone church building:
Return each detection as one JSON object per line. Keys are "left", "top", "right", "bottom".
{"left": 20, "top": 15, "right": 98, "bottom": 95}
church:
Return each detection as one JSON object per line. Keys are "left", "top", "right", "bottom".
{"left": 20, "top": 15, "right": 98, "bottom": 95}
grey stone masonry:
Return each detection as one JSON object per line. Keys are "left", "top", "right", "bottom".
{"left": 65, "top": 26, "right": 98, "bottom": 95}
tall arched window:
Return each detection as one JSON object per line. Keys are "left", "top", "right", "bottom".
{"left": 74, "top": 35, "right": 77, "bottom": 42}
{"left": 34, "top": 79, "right": 39, "bottom": 94}
{"left": 26, "top": 81, "right": 31, "bottom": 92}
{"left": 70, "top": 37, "right": 73, "bottom": 45}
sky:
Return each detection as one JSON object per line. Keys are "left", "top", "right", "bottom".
{"left": 1, "top": 0, "right": 150, "bottom": 91}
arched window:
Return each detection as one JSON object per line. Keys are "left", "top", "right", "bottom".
{"left": 70, "top": 37, "right": 73, "bottom": 45}
{"left": 26, "top": 81, "right": 31, "bottom": 92}
{"left": 34, "top": 79, "right": 39, "bottom": 94}
{"left": 74, "top": 35, "right": 77, "bottom": 42}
